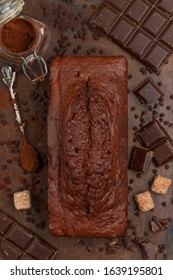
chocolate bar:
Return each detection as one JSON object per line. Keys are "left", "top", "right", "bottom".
{"left": 136, "top": 120, "right": 173, "bottom": 166}
{"left": 91, "top": 0, "right": 173, "bottom": 72}
{"left": 134, "top": 78, "right": 164, "bottom": 104}
{"left": 0, "top": 211, "right": 57, "bottom": 260}
{"left": 129, "top": 146, "right": 153, "bottom": 173}
{"left": 123, "top": 236, "right": 137, "bottom": 252}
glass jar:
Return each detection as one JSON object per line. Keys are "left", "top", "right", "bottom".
{"left": 0, "top": 0, "right": 25, "bottom": 25}
{"left": 0, "top": 0, "right": 48, "bottom": 82}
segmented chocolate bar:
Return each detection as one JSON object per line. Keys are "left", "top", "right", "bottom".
{"left": 0, "top": 211, "right": 57, "bottom": 260}
{"left": 91, "top": 0, "right": 173, "bottom": 72}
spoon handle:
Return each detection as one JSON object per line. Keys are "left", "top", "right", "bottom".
{"left": 2, "top": 66, "right": 25, "bottom": 135}
{"left": 10, "top": 89, "right": 25, "bottom": 135}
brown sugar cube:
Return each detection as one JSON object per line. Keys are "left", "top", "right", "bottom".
{"left": 13, "top": 190, "right": 31, "bottom": 210}
{"left": 151, "top": 175, "right": 171, "bottom": 194}
{"left": 134, "top": 191, "right": 154, "bottom": 212}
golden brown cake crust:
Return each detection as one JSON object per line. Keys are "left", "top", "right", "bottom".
{"left": 48, "top": 56, "right": 128, "bottom": 237}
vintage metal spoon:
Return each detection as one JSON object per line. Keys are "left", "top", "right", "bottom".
{"left": 1, "top": 65, "right": 39, "bottom": 173}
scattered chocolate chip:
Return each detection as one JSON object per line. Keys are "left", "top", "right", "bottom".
{"left": 98, "top": 247, "right": 104, "bottom": 253}
{"left": 157, "top": 82, "right": 162, "bottom": 87}
{"left": 76, "top": 238, "right": 85, "bottom": 246}
{"left": 158, "top": 244, "right": 166, "bottom": 254}
{"left": 131, "top": 106, "right": 136, "bottom": 111}
{"left": 99, "top": 49, "right": 104, "bottom": 54}
{"left": 161, "top": 201, "right": 167, "bottom": 207}
{"left": 135, "top": 212, "right": 140, "bottom": 217}
{"left": 4, "top": 177, "right": 11, "bottom": 185}
{"left": 86, "top": 242, "right": 94, "bottom": 253}
{"left": 128, "top": 74, "right": 133, "bottom": 80}
{"left": 166, "top": 106, "right": 171, "bottom": 110}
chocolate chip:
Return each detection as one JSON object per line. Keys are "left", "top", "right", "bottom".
{"left": 4, "top": 177, "right": 10, "bottom": 184}
{"left": 86, "top": 242, "right": 94, "bottom": 253}
{"left": 161, "top": 202, "right": 167, "bottom": 207}
{"left": 77, "top": 238, "right": 85, "bottom": 246}
{"left": 129, "top": 179, "right": 134, "bottom": 184}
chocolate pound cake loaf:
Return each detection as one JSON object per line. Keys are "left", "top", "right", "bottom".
{"left": 48, "top": 56, "right": 128, "bottom": 237}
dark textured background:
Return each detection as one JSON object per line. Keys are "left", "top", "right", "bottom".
{"left": 0, "top": 0, "right": 173, "bottom": 259}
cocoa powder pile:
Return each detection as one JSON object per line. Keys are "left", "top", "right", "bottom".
{"left": 20, "top": 136, "right": 39, "bottom": 173}
{"left": 2, "top": 18, "right": 36, "bottom": 53}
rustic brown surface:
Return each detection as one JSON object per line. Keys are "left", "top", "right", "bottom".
{"left": 0, "top": 0, "right": 173, "bottom": 259}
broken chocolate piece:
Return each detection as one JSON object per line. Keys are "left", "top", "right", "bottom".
{"left": 152, "top": 140, "right": 173, "bottom": 167}
{"left": 136, "top": 120, "right": 166, "bottom": 149}
{"left": 123, "top": 236, "right": 137, "bottom": 252}
{"left": 150, "top": 220, "right": 164, "bottom": 233}
{"left": 136, "top": 120, "right": 173, "bottom": 166}
{"left": 0, "top": 211, "right": 57, "bottom": 260}
{"left": 134, "top": 78, "right": 164, "bottom": 104}
{"left": 129, "top": 146, "right": 153, "bottom": 173}
{"left": 91, "top": 0, "right": 173, "bottom": 72}
{"left": 150, "top": 218, "right": 170, "bottom": 233}
{"left": 138, "top": 239, "right": 158, "bottom": 260}
{"left": 160, "top": 218, "right": 171, "bottom": 229}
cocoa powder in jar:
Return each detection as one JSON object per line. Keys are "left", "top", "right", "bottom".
{"left": 1, "top": 18, "right": 36, "bottom": 53}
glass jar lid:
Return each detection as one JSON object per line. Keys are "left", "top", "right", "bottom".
{"left": 0, "top": 0, "right": 25, "bottom": 25}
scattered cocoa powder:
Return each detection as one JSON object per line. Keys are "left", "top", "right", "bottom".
{"left": 1, "top": 18, "right": 36, "bottom": 53}
{"left": 0, "top": 91, "right": 8, "bottom": 109}
{"left": 20, "top": 139, "right": 39, "bottom": 173}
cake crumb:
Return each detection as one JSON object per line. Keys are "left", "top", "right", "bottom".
{"left": 134, "top": 191, "right": 154, "bottom": 212}
{"left": 151, "top": 175, "right": 171, "bottom": 194}
{"left": 13, "top": 190, "right": 31, "bottom": 210}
